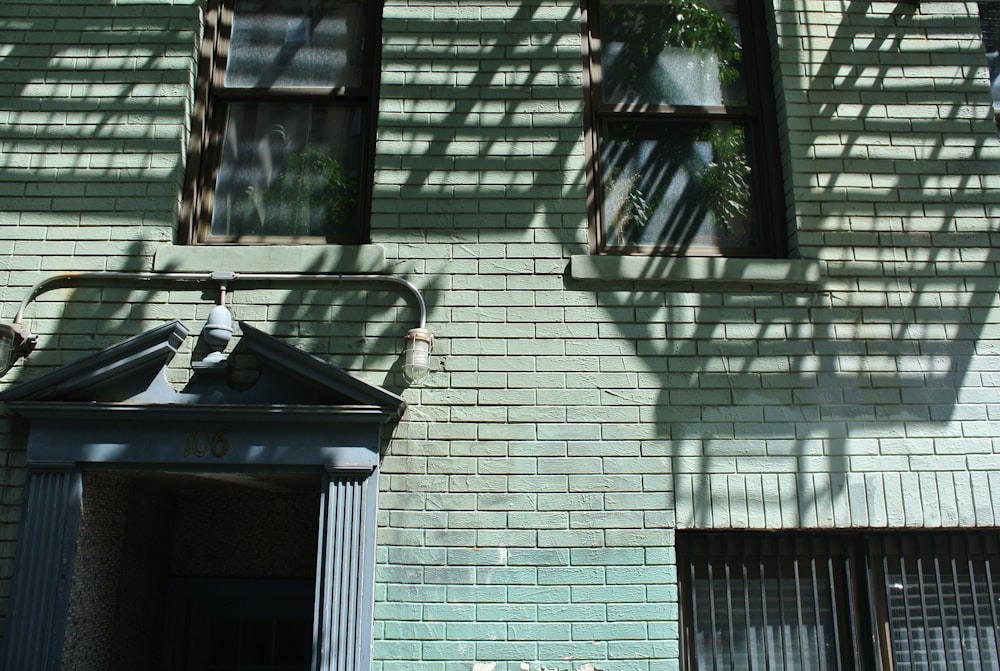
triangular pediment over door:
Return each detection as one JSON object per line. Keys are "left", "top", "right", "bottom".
{"left": 0, "top": 320, "right": 403, "bottom": 671}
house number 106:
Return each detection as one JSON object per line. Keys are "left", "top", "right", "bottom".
{"left": 183, "top": 430, "right": 229, "bottom": 458}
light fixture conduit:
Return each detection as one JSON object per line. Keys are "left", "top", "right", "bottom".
{"left": 0, "top": 271, "right": 432, "bottom": 381}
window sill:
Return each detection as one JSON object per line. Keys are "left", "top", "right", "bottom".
{"left": 569, "top": 255, "right": 822, "bottom": 287}
{"left": 153, "top": 245, "right": 386, "bottom": 274}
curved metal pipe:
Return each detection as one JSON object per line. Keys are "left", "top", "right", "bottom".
{"left": 13, "top": 271, "right": 428, "bottom": 329}
{"left": 235, "top": 273, "right": 427, "bottom": 329}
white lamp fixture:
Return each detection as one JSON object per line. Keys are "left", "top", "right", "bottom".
{"left": 197, "top": 303, "right": 234, "bottom": 368}
{"left": 403, "top": 327, "right": 434, "bottom": 382}
{"left": 0, "top": 323, "right": 36, "bottom": 376}
{"left": 196, "top": 275, "right": 235, "bottom": 368}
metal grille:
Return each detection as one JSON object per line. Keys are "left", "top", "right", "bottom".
{"left": 681, "top": 532, "right": 1000, "bottom": 671}
{"left": 878, "top": 534, "right": 1000, "bottom": 671}
{"left": 681, "top": 533, "right": 852, "bottom": 671}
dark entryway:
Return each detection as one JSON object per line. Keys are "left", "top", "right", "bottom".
{"left": 61, "top": 471, "right": 320, "bottom": 671}
{"left": 166, "top": 577, "right": 314, "bottom": 671}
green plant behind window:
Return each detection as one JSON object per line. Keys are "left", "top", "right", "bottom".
{"left": 261, "top": 151, "right": 358, "bottom": 237}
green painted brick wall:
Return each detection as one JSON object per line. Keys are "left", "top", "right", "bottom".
{"left": 378, "top": 1, "right": 1000, "bottom": 668}
{"left": 0, "top": 0, "right": 203, "bottom": 626}
{"left": 1, "top": 0, "right": 1000, "bottom": 669}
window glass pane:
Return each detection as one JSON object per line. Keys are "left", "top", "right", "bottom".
{"left": 226, "top": 0, "right": 367, "bottom": 88}
{"left": 211, "top": 103, "right": 361, "bottom": 239}
{"left": 600, "top": 120, "right": 755, "bottom": 250}
{"left": 240, "top": 618, "right": 275, "bottom": 663}
{"left": 600, "top": 0, "right": 746, "bottom": 107}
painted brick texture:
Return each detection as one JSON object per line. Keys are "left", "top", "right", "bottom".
{"left": 0, "top": 0, "right": 204, "bottom": 630}
{"left": 0, "top": 0, "right": 998, "bottom": 670}
{"left": 374, "top": 2, "right": 678, "bottom": 667}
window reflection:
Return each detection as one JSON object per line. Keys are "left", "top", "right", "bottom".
{"left": 600, "top": 121, "right": 754, "bottom": 250}
{"left": 211, "top": 103, "right": 361, "bottom": 239}
{"left": 226, "top": 0, "right": 366, "bottom": 89}
{"left": 600, "top": 0, "right": 746, "bottom": 107}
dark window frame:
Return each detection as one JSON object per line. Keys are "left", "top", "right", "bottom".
{"left": 179, "top": 0, "right": 382, "bottom": 245}
{"left": 979, "top": 3, "right": 1000, "bottom": 132}
{"left": 679, "top": 530, "right": 1000, "bottom": 671}
{"left": 581, "top": 0, "right": 787, "bottom": 258}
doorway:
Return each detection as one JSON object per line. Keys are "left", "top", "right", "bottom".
{"left": 61, "top": 471, "right": 321, "bottom": 671}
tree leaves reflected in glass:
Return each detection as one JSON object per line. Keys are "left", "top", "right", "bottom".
{"left": 595, "top": 0, "right": 760, "bottom": 253}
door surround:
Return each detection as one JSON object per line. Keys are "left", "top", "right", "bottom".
{"left": 0, "top": 320, "right": 405, "bottom": 671}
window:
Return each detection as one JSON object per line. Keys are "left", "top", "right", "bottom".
{"left": 979, "top": 3, "right": 1000, "bottom": 130}
{"left": 679, "top": 531, "right": 1000, "bottom": 671}
{"left": 582, "top": 0, "right": 785, "bottom": 257}
{"left": 181, "top": 0, "right": 381, "bottom": 244}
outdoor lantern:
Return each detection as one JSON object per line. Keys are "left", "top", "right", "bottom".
{"left": 198, "top": 303, "right": 234, "bottom": 367}
{"left": 403, "top": 327, "right": 434, "bottom": 382}
{"left": 0, "top": 323, "right": 36, "bottom": 376}
{"left": 202, "top": 304, "right": 234, "bottom": 351}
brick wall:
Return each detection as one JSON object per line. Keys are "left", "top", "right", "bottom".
{"left": 373, "top": 2, "right": 1000, "bottom": 670}
{"left": 1, "top": 0, "right": 999, "bottom": 670}
{"left": 372, "top": 2, "right": 679, "bottom": 668}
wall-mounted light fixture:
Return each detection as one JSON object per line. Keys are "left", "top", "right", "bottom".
{"left": 403, "top": 327, "right": 434, "bottom": 383}
{"left": 0, "top": 323, "right": 37, "bottom": 376}
{"left": 0, "top": 271, "right": 433, "bottom": 382}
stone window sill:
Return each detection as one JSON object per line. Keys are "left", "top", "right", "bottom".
{"left": 153, "top": 245, "right": 386, "bottom": 274}
{"left": 569, "top": 255, "right": 822, "bottom": 287}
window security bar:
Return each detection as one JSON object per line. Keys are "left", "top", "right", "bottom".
{"left": 680, "top": 531, "right": 1000, "bottom": 671}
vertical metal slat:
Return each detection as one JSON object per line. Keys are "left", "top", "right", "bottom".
{"left": 825, "top": 536, "right": 844, "bottom": 671}
{"left": 915, "top": 540, "right": 932, "bottom": 671}
{"left": 810, "top": 549, "right": 827, "bottom": 671}
{"left": 688, "top": 539, "right": 701, "bottom": 671}
{"left": 947, "top": 535, "right": 972, "bottom": 671}
{"left": 740, "top": 540, "right": 756, "bottom": 671}
{"left": 932, "top": 546, "right": 951, "bottom": 670}
{"left": 980, "top": 535, "right": 1000, "bottom": 667}
{"left": 963, "top": 534, "right": 985, "bottom": 671}
{"left": 793, "top": 552, "right": 808, "bottom": 671}
{"left": 707, "top": 552, "right": 721, "bottom": 671}
{"left": 312, "top": 474, "right": 330, "bottom": 671}
{"left": 724, "top": 551, "right": 737, "bottom": 671}
{"left": 842, "top": 540, "right": 865, "bottom": 671}
{"left": 892, "top": 536, "right": 917, "bottom": 671}
{"left": 775, "top": 540, "right": 789, "bottom": 671}
{"left": 758, "top": 542, "right": 772, "bottom": 671}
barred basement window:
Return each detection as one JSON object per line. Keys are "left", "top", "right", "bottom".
{"left": 181, "top": 0, "right": 382, "bottom": 244}
{"left": 679, "top": 531, "right": 1000, "bottom": 671}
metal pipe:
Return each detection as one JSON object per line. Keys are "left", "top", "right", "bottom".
{"left": 12, "top": 271, "right": 428, "bottom": 329}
